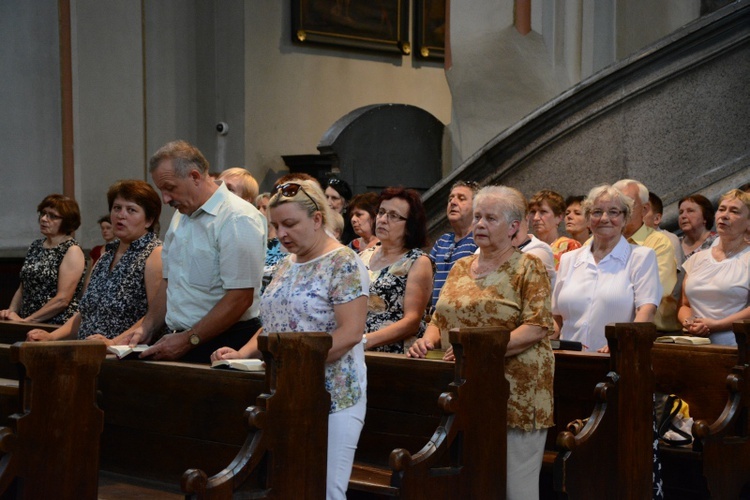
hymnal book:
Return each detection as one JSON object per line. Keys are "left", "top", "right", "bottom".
{"left": 210, "top": 359, "right": 265, "bottom": 372}
{"left": 655, "top": 335, "right": 711, "bottom": 345}
{"left": 107, "top": 344, "right": 150, "bottom": 359}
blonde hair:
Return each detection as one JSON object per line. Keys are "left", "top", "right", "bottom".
{"left": 719, "top": 189, "right": 750, "bottom": 216}
{"left": 218, "top": 167, "right": 259, "bottom": 202}
{"left": 269, "top": 179, "right": 333, "bottom": 231}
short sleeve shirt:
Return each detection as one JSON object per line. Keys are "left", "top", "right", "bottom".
{"left": 430, "top": 251, "right": 555, "bottom": 431}
{"left": 162, "top": 183, "right": 266, "bottom": 330}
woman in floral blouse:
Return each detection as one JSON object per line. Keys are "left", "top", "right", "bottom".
{"left": 211, "top": 179, "right": 369, "bottom": 500}
{"left": 408, "top": 185, "right": 554, "bottom": 500}
{"left": 359, "top": 187, "right": 434, "bottom": 354}
{"left": 26, "top": 180, "right": 163, "bottom": 343}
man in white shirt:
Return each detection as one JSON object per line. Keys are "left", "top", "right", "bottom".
{"left": 126, "top": 140, "right": 266, "bottom": 362}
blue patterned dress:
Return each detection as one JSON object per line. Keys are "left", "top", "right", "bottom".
{"left": 77, "top": 232, "right": 161, "bottom": 339}
{"left": 360, "top": 247, "right": 434, "bottom": 354}
{"left": 20, "top": 238, "right": 84, "bottom": 324}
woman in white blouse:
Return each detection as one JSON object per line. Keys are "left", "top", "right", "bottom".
{"left": 678, "top": 189, "right": 750, "bottom": 345}
{"left": 552, "top": 185, "right": 662, "bottom": 352}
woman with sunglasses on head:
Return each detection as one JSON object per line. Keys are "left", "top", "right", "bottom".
{"left": 1, "top": 194, "right": 86, "bottom": 324}
{"left": 211, "top": 179, "right": 369, "bottom": 500}
{"left": 552, "top": 185, "right": 662, "bottom": 352}
{"left": 359, "top": 187, "right": 434, "bottom": 354}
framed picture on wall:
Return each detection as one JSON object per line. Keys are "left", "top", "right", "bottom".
{"left": 414, "top": 0, "right": 446, "bottom": 60}
{"left": 291, "top": 0, "right": 410, "bottom": 55}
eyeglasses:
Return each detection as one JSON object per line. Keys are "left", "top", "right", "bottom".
{"left": 376, "top": 208, "right": 408, "bottom": 223}
{"left": 590, "top": 209, "right": 624, "bottom": 220}
{"left": 38, "top": 210, "right": 62, "bottom": 221}
{"left": 276, "top": 183, "right": 320, "bottom": 212}
{"left": 328, "top": 178, "right": 345, "bottom": 187}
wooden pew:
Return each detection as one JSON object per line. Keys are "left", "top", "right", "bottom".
{"left": 551, "top": 322, "right": 750, "bottom": 499}
{"left": 349, "top": 326, "right": 511, "bottom": 498}
{"left": 0, "top": 341, "right": 106, "bottom": 499}
{"left": 181, "top": 331, "right": 331, "bottom": 499}
{"left": 553, "top": 323, "right": 659, "bottom": 499}
{"left": 0, "top": 320, "right": 56, "bottom": 347}
{"left": 654, "top": 324, "right": 750, "bottom": 499}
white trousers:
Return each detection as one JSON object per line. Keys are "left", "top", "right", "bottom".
{"left": 327, "top": 397, "right": 366, "bottom": 500}
{"left": 506, "top": 427, "right": 547, "bottom": 500}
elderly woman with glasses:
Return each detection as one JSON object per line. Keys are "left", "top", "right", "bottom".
{"left": 211, "top": 179, "right": 369, "bottom": 499}
{"left": 552, "top": 184, "right": 662, "bottom": 352}
{"left": 1, "top": 194, "right": 86, "bottom": 324}
{"left": 408, "top": 185, "right": 554, "bottom": 499}
{"left": 359, "top": 187, "right": 434, "bottom": 354}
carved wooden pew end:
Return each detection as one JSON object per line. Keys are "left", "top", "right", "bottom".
{"left": 348, "top": 327, "right": 511, "bottom": 498}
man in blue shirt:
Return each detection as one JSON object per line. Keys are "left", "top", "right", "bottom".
{"left": 429, "top": 181, "right": 479, "bottom": 309}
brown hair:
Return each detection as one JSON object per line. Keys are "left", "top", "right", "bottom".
{"left": 37, "top": 194, "right": 81, "bottom": 235}
{"left": 378, "top": 187, "right": 427, "bottom": 249}
{"left": 107, "top": 180, "right": 162, "bottom": 233}
{"left": 678, "top": 194, "right": 715, "bottom": 230}
{"left": 529, "top": 189, "right": 566, "bottom": 216}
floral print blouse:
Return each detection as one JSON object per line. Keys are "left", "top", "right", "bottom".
{"left": 431, "top": 251, "right": 555, "bottom": 431}
{"left": 78, "top": 232, "right": 161, "bottom": 339}
{"left": 550, "top": 236, "right": 582, "bottom": 270}
{"left": 359, "top": 247, "right": 434, "bottom": 354}
{"left": 261, "top": 246, "right": 369, "bottom": 413}
{"left": 20, "top": 238, "right": 84, "bottom": 324}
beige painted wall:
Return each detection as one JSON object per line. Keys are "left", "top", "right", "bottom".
{"left": 243, "top": 2, "right": 453, "bottom": 187}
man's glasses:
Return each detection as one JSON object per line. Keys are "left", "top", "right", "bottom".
{"left": 38, "top": 210, "right": 62, "bottom": 221}
{"left": 376, "top": 208, "right": 408, "bottom": 223}
{"left": 276, "top": 183, "right": 320, "bottom": 212}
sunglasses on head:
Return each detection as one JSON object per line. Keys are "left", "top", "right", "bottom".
{"left": 276, "top": 182, "right": 320, "bottom": 212}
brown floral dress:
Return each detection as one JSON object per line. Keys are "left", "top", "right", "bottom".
{"left": 431, "top": 250, "right": 555, "bottom": 431}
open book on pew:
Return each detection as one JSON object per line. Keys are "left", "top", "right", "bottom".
{"left": 210, "top": 359, "right": 265, "bottom": 372}
{"left": 107, "top": 345, "right": 150, "bottom": 360}
{"left": 655, "top": 335, "right": 711, "bottom": 345}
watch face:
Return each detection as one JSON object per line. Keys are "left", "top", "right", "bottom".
{"left": 190, "top": 334, "right": 200, "bottom": 345}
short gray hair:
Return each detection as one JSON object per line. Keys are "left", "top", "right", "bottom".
{"left": 473, "top": 185, "right": 527, "bottom": 225}
{"left": 583, "top": 184, "right": 634, "bottom": 224}
{"left": 148, "top": 140, "right": 209, "bottom": 178}
{"left": 613, "top": 179, "right": 649, "bottom": 204}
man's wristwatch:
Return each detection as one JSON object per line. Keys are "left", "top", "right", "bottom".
{"left": 187, "top": 331, "right": 200, "bottom": 346}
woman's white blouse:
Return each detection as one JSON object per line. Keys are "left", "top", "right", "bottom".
{"left": 552, "top": 236, "right": 662, "bottom": 351}
{"left": 682, "top": 246, "right": 750, "bottom": 345}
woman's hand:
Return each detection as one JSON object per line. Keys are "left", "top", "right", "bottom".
{"left": 407, "top": 337, "right": 434, "bottom": 358}
{"left": 85, "top": 334, "right": 114, "bottom": 345}
{"left": 685, "top": 317, "right": 713, "bottom": 337}
{"left": 26, "top": 329, "right": 53, "bottom": 342}
{"left": 211, "top": 347, "right": 241, "bottom": 362}
{"left": 0, "top": 310, "right": 22, "bottom": 321}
